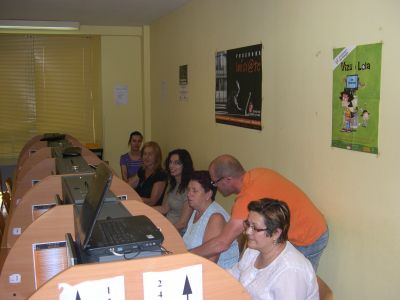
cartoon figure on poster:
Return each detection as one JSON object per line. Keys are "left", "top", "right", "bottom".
{"left": 338, "top": 74, "right": 366, "bottom": 132}
{"left": 361, "top": 109, "right": 370, "bottom": 127}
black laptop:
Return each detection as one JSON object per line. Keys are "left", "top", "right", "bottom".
{"left": 74, "top": 163, "right": 164, "bottom": 260}
{"left": 55, "top": 155, "right": 95, "bottom": 174}
{"left": 40, "top": 132, "right": 66, "bottom": 142}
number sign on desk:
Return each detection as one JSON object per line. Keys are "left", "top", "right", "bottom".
{"left": 58, "top": 275, "right": 125, "bottom": 300}
{"left": 143, "top": 264, "right": 203, "bottom": 300}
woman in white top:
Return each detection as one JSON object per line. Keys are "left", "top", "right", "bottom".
{"left": 229, "top": 199, "right": 319, "bottom": 300}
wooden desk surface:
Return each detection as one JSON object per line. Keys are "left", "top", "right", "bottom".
{"left": 15, "top": 148, "right": 52, "bottom": 183}
{"left": 13, "top": 153, "right": 103, "bottom": 206}
{"left": 16, "top": 134, "right": 81, "bottom": 172}
{"left": 4, "top": 174, "right": 142, "bottom": 249}
{"left": 30, "top": 252, "right": 251, "bottom": 300}
{"left": 13, "top": 158, "right": 56, "bottom": 204}
{"left": 16, "top": 140, "right": 47, "bottom": 172}
{"left": 0, "top": 201, "right": 186, "bottom": 300}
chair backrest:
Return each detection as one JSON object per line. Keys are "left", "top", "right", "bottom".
{"left": 0, "top": 209, "right": 6, "bottom": 242}
{"left": 317, "top": 276, "right": 333, "bottom": 300}
{"left": 0, "top": 169, "right": 4, "bottom": 194}
{"left": 5, "top": 177, "right": 12, "bottom": 195}
{"left": 0, "top": 212, "right": 9, "bottom": 270}
{"left": 1, "top": 192, "right": 11, "bottom": 215}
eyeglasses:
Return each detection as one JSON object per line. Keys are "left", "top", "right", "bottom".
{"left": 210, "top": 177, "right": 224, "bottom": 187}
{"left": 243, "top": 220, "right": 268, "bottom": 233}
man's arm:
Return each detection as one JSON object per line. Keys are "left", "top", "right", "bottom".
{"left": 190, "top": 218, "right": 243, "bottom": 259}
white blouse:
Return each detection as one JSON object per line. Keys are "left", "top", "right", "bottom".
{"left": 228, "top": 242, "right": 319, "bottom": 300}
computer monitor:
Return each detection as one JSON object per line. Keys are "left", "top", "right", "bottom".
{"left": 75, "top": 163, "right": 113, "bottom": 249}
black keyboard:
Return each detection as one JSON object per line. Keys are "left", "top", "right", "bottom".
{"left": 100, "top": 221, "right": 134, "bottom": 244}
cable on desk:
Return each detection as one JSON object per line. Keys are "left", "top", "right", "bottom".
{"left": 110, "top": 248, "right": 124, "bottom": 257}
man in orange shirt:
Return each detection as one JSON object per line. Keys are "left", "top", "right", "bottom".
{"left": 190, "top": 154, "right": 328, "bottom": 272}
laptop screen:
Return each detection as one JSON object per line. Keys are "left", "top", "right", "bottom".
{"left": 40, "top": 133, "right": 66, "bottom": 142}
{"left": 75, "top": 163, "right": 113, "bottom": 249}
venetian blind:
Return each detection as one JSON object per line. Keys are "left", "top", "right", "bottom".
{"left": 0, "top": 34, "right": 100, "bottom": 160}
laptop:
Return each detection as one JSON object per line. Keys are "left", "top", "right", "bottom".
{"left": 61, "top": 174, "right": 117, "bottom": 205}
{"left": 74, "top": 163, "right": 164, "bottom": 260}
{"left": 40, "top": 132, "right": 66, "bottom": 142}
{"left": 55, "top": 156, "right": 95, "bottom": 174}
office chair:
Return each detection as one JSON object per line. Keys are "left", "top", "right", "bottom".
{"left": 317, "top": 276, "right": 333, "bottom": 300}
{"left": 0, "top": 210, "right": 9, "bottom": 271}
{"left": 0, "top": 170, "right": 5, "bottom": 214}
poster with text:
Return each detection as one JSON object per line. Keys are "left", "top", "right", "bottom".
{"left": 179, "top": 64, "right": 188, "bottom": 101}
{"left": 332, "top": 42, "right": 382, "bottom": 154}
{"left": 215, "top": 44, "right": 262, "bottom": 130}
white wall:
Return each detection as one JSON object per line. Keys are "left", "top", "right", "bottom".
{"left": 101, "top": 32, "right": 145, "bottom": 173}
{"left": 149, "top": 0, "right": 400, "bottom": 298}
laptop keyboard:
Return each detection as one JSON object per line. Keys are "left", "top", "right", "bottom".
{"left": 100, "top": 220, "right": 134, "bottom": 244}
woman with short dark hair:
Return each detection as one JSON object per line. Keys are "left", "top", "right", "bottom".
{"left": 183, "top": 171, "right": 239, "bottom": 269}
{"left": 229, "top": 198, "right": 318, "bottom": 300}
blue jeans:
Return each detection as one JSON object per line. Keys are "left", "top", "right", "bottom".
{"left": 293, "top": 228, "right": 329, "bottom": 273}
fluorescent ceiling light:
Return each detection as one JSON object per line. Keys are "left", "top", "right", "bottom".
{"left": 0, "top": 20, "right": 80, "bottom": 30}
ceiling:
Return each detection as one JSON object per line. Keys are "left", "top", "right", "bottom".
{"left": 0, "top": 0, "right": 191, "bottom": 27}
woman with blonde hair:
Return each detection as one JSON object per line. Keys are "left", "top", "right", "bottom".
{"left": 133, "top": 141, "right": 167, "bottom": 206}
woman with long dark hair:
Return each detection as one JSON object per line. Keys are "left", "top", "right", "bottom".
{"left": 155, "top": 149, "right": 194, "bottom": 234}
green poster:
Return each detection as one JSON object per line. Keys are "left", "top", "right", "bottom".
{"left": 332, "top": 42, "right": 382, "bottom": 154}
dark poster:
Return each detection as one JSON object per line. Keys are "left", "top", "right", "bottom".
{"left": 215, "top": 44, "right": 262, "bottom": 130}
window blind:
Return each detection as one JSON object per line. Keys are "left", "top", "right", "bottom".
{"left": 0, "top": 34, "right": 100, "bottom": 160}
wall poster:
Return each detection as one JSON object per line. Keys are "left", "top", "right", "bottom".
{"left": 215, "top": 44, "right": 262, "bottom": 130}
{"left": 332, "top": 42, "right": 382, "bottom": 154}
{"left": 179, "top": 64, "right": 188, "bottom": 101}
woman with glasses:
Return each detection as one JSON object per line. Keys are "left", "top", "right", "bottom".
{"left": 229, "top": 198, "right": 318, "bottom": 300}
{"left": 183, "top": 171, "right": 239, "bottom": 269}
{"left": 154, "top": 149, "right": 194, "bottom": 235}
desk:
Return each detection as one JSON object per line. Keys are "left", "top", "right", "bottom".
{"left": 16, "top": 135, "right": 82, "bottom": 172}
{"left": 31, "top": 252, "right": 250, "bottom": 299}
{"left": 15, "top": 148, "right": 52, "bottom": 183}
{"left": 3, "top": 174, "right": 141, "bottom": 249}
{"left": 16, "top": 136, "right": 46, "bottom": 171}
{"left": 13, "top": 153, "right": 103, "bottom": 206}
{"left": 0, "top": 201, "right": 187, "bottom": 300}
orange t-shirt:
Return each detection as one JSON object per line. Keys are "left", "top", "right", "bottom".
{"left": 232, "top": 168, "right": 326, "bottom": 246}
